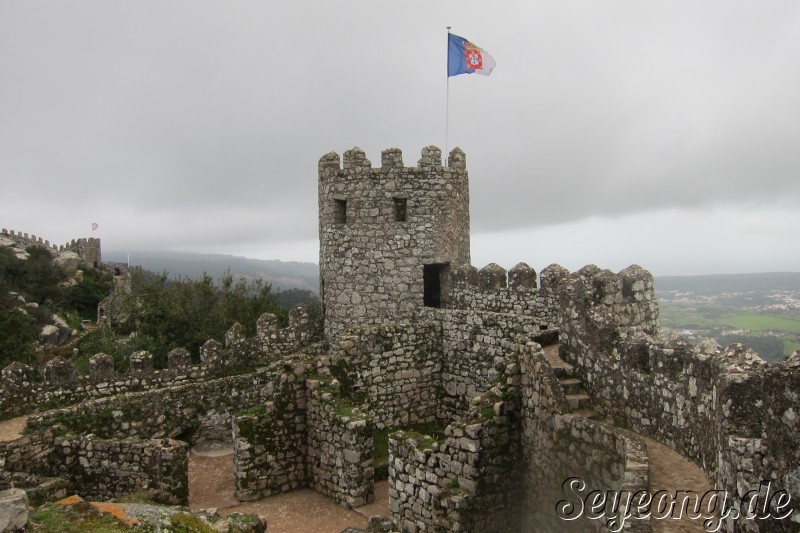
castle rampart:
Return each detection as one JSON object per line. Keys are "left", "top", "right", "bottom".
{"left": 4, "top": 142, "right": 799, "bottom": 531}
{"left": 559, "top": 265, "right": 800, "bottom": 531}
{"left": 0, "top": 308, "right": 321, "bottom": 417}
{"left": 444, "top": 262, "right": 568, "bottom": 326}
{"left": 1, "top": 228, "right": 101, "bottom": 268}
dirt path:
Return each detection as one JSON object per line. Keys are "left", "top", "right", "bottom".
{"left": 188, "top": 443, "right": 388, "bottom": 533}
{"left": 0, "top": 416, "right": 28, "bottom": 442}
{"left": 633, "top": 434, "right": 714, "bottom": 533}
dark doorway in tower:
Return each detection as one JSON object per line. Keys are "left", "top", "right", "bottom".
{"left": 423, "top": 263, "right": 449, "bottom": 308}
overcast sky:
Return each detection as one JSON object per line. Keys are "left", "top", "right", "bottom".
{"left": 2, "top": 1, "right": 799, "bottom": 276}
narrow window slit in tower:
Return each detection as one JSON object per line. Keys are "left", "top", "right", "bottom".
{"left": 393, "top": 198, "right": 407, "bottom": 222}
{"left": 334, "top": 199, "right": 347, "bottom": 224}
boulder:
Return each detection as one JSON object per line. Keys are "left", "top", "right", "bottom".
{"left": 39, "top": 325, "right": 61, "bottom": 348}
{"left": 0, "top": 488, "right": 28, "bottom": 532}
{"left": 54, "top": 251, "right": 81, "bottom": 272}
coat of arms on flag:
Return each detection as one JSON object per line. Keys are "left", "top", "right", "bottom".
{"left": 464, "top": 42, "right": 484, "bottom": 70}
{"left": 447, "top": 32, "right": 496, "bottom": 77}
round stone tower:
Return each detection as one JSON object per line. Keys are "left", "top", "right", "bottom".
{"left": 318, "top": 146, "right": 471, "bottom": 341}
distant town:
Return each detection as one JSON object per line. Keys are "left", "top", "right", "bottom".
{"left": 656, "top": 272, "right": 800, "bottom": 363}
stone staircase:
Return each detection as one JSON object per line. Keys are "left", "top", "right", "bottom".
{"left": 541, "top": 344, "right": 600, "bottom": 420}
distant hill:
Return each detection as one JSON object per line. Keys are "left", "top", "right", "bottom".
{"left": 655, "top": 272, "right": 800, "bottom": 293}
{"left": 103, "top": 250, "right": 319, "bottom": 293}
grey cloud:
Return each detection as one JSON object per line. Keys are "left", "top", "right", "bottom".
{"left": 1, "top": 1, "right": 799, "bottom": 272}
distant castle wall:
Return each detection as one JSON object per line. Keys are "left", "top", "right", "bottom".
{"left": 1, "top": 228, "right": 101, "bottom": 268}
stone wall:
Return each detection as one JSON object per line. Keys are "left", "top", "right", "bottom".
{"left": 306, "top": 379, "right": 374, "bottom": 507}
{"left": 233, "top": 365, "right": 309, "bottom": 501}
{"left": 0, "top": 309, "right": 321, "bottom": 418}
{"left": 1, "top": 427, "right": 187, "bottom": 505}
{"left": 25, "top": 364, "right": 288, "bottom": 444}
{"left": 387, "top": 385, "right": 520, "bottom": 532}
{"left": 445, "top": 262, "right": 568, "bottom": 326}
{"left": 518, "top": 340, "right": 651, "bottom": 532}
{"left": 559, "top": 264, "right": 800, "bottom": 532}
{"left": 256, "top": 305, "right": 322, "bottom": 357}
{"left": 1, "top": 228, "right": 57, "bottom": 251}
{"left": 419, "top": 308, "right": 528, "bottom": 421}
{"left": 1, "top": 230, "right": 102, "bottom": 268}
{"left": 328, "top": 322, "right": 442, "bottom": 430}
{"left": 318, "top": 146, "right": 471, "bottom": 341}
{"left": 63, "top": 435, "right": 187, "bottom": 504}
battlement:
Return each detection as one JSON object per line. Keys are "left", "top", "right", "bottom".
{"left": 559, "top": 263, "right": 659, "bottom": 336}
{"left": 1, "top": 228, "right": 101, "bottom": 268}
{"left": 0, "top": 307, "right": 322, "bottom": 417}
{"left": 444, "top": 262, "right": 570, "bottom": 329}
{"left": 1, "top": 228, "right": 57, "bottom": 250}
{"left": 318, "top": 146, "right": 467, "bottom": 179}
{"left": 450, "top": 262, "right": 570, "bottom": 293}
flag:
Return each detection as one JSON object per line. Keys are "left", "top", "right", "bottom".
{"left": 448, "top": 33, "right": 496, "bottom": 77}
{"left": 91, "top": 222, "right": 99, "bottom": 231}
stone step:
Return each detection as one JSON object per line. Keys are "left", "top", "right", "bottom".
{"left": 566, "top": 393, "right": 592, "bottom": 411}
{"left": 549, "top": 362, "right": 574, "bottom": 378}
{"left": 558, "top": 377, "right": 584, "bottom": 395}
{"left": 572, "top": 408, "right": 601, "bottom": 420}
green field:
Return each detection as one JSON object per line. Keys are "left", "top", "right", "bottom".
{"left": 719, "top": 314, "right": 800, "bottom": 333}
{"left": 785, "top": 340, "right": 800, "bottom": 356}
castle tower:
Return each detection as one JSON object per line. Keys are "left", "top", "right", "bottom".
{"left": 318, "top": 146, "right": 471, "bottom": 340}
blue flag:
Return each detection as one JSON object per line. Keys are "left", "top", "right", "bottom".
{"left": 448, "top": 33, "right": 496, "bottom": 77}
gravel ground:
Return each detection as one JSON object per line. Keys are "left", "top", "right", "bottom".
{"left": 188, "top": 443, "right": 389, "bottom": 533}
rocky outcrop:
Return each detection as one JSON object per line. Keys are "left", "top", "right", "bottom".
{"left": 0, "top": 489, "right": 28, "bottom": 532}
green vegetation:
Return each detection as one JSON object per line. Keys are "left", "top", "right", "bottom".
{"left": 75, "top": 325, "right": 160, "bottom": 373}
{"left": 29, "top": 502, "right": 130, "bottom": 532}
{"left": 0, "top": 246, "right": 112, "bottom": 368}
{"left": 718, "top": 314, "right": 800, "bottom": 332}
{"left": 169, "top": 512, "right": 216, "bottom": 533}
{"left": 277, "top": 288, "right": 319, "bottom": 310}
{"left": 657, "top": 273, "right": 800, "bottom": 361}
{"left": 74, "top": 267, "right": 287, "bottom": 368}
{"left": 784, "top": 340, "right": 800, "bottom": 356}
{"left": 374, "top": 421, "right": 447, "bottom": 470}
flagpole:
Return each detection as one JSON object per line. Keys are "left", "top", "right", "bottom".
{"left": 445, "top": 26, "right": 451, "bottom": 166}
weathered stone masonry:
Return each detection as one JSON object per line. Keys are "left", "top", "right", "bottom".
{"left": 559, "top": 264, "right": 800, "bottom": 531}
{"left": 318, "top": 147, "right": 470, "bottom": 341}
{"left": 3, "top": 147, "right": 799, "bottom": 533}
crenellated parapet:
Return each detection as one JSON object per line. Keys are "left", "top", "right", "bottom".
{"left": 445, "top": 262, "right": 569, "bottom": 328}
{"left": 1, "top": 228, "right": 101, "bottom": 268}
{"left": 59, "top": 237, "right": 101, "bottom": 268}
{"left": 556, "top": 263, "right": 800, "bottom": 529}
{"left": 1, "top": 228, "right": 55, "bottom": 249}
{"left": 318, "top": 146, "right": 467, "bottom": 180}
{"left": 0, "top": 307, "right": 322, "bottom": 418}
{"left": 558, "top": 264, "right": 658, "bottom": 344}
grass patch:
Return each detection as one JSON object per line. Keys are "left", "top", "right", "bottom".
{"left": 719, "top": 314, "right": 800, "bottom": 333}
{"left": 29, "top": 502, "right": 131, "bottom": 532}
{"left": 374, "top": 422, "right": 447, "bottom": 475}
{"left": 169, "top": 512, "right": 216, "bottom": 533}
{"left": 784, "top": 340, "right": 800, "bottom": 356}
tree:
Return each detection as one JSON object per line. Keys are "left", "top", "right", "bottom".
{"left": 119, "top": 268, "right": 286, "bottom": 363}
